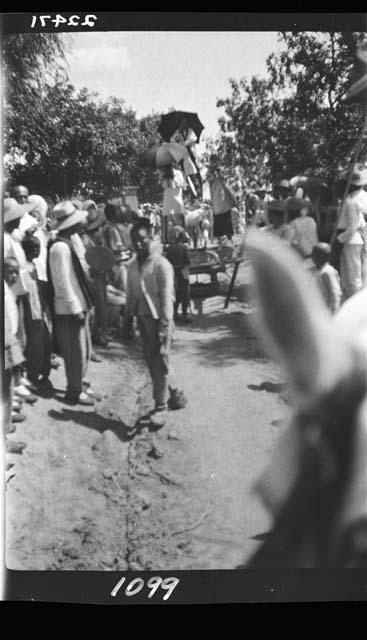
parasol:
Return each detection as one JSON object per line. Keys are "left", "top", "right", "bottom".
{"left": 140, "top": 142, "right": 187, "bottom": 169}
{"left": 158, "top": 111, "right": 204, "bottom": 142}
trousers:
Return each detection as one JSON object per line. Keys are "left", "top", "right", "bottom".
{"left": 137, "top": 316, "right": 173, "bottom": 407}
{"left": 174, "top": 271, "right": 190, "bottom": 315}
{"left": 340, "top": 244, "right": 363, "bottom": 300}
{"left": 92, "top": 274, "right": 108, "bottom": 338}
{"left": 2, "top": 369, "right": 13, "bottom": 436}
{"left": 55, "top": 313, "right": 91, "bottom": 396}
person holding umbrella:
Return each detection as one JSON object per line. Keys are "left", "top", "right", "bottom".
{"left": 169, "top": 116, "right": 201, "bottom": 196}
{"left": 158, "top": 111, "right": 204, "bottom": 199}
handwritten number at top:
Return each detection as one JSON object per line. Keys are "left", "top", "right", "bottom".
{"left": 31, "top": 14, "right": 97, "bottom": 28}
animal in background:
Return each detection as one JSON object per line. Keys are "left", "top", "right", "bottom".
{"left": 185, "top": 206, "right": 209, "bottom": 249}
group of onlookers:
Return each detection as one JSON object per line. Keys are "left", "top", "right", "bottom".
{"left": 3, "top": 185, "right": 191, "bottom": 457}
{"left": 246, "top": 169, "right": 367, "bottom": 314}
{"left": 5, "top": 164, "right": 367, "bottom": 448}
{"left": 3, "top": 187, "right": 140, "bottom": 456}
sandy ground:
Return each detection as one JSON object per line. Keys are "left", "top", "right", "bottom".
{"left": 5, "top": 259, "right": 291, "bottom": 571}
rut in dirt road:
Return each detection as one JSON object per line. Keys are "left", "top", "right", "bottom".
{"left": 121, "top": 306, "right": 290, "bottom": 570}
{"left": 6, "top": 302, "right": 289, "bottom": 571}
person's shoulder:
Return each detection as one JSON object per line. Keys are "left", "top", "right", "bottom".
{"left": 154, "top": 253, "right": 174, "bottom": 270}
{"left": 321, "top": 264, "right": 338, "bottom": 278}
{"left": 50, "top": 239, "right": 71, "bottom": 256}
{"left": 305, "top": 215, "right": 317, "bottom": 226}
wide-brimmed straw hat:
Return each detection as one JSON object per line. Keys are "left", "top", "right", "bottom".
{"left": 84, "top": 199, "right": 97, "bottom": 211}
{"left": 28, "top": 194, "right": 48, "bottom": 225}
{"left": 71, "top": 198, "right": 84, "bottom": 211}
{"left": 53, "top": 201, "right": 88, "bottom": 231}
{"left": 286, "top": 196, "right": 313, "bottom": 212}
{"left": 4, "top": 197, "right": 32, "bottom": 223}
{"left": 86, "top": 208, "right": 106, "bottom": 231}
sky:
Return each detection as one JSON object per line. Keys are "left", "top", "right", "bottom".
{"left": 64, "top": 31, "right": 281, "bottom": 150}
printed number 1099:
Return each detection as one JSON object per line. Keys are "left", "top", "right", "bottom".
{"left": 111, "top": 576, "right": 179, "bottom": 601}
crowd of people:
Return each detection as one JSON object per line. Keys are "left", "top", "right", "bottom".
{"left": 3, "top": 161, "right": 367, "bottom": 456}
{"left": 244, "top": 168, "right": 367, "bottom": 313}
{"left": 3, "top": 184, "right": 192, "bottom": 458}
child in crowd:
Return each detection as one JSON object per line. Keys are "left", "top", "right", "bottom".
{"left": 21, "top": 236, "right": 53, "bottom": 389}
{"left": 4, "top": 258, "right": 29, "bottom": 440}
{"left": 311, "top": 242, "right": 342, "bottom": 314}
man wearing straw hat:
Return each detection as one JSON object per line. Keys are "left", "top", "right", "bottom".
{"left": 47, "top": 201, "right": 95, "bottom": 406}
{"left": 336, "top": 168, "right": 367, "bottom": 300}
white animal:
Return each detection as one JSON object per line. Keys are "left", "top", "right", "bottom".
{"left": 243, "top": 229, "right": 367, "bottom": 568}
{"left": 185, "top": 208, "right": 209, "bottom": 249}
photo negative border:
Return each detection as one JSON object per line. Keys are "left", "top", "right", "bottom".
{"left": 2, "top": 10, "right": 367, "bottom": 605}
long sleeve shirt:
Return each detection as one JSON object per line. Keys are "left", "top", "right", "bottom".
{"left": 125, "top": 250, "right": 175, "bottom": 321}
{"left": 337, "top": 192, "right": 367, "bottom": 245}
{"left": 34, "top": 228, "right": 50, "bottom": 282}
{"left": 289, "top": 216, "right": 318, "bottom": 257}
{"left": 49, "top": 241, "right": 87, "bottom": 315}
{"left": 70, "top": 232, "right": 90, "bottom": 274}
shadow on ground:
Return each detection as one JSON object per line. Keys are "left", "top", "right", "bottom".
{"left": 48, "top": 408, "right": 138, "bottom": 442}
{"left": 173, "top": 310, "right": 268, "bottom": 366}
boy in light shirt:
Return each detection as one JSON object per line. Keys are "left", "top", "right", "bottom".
{"left": 312, "top": 243, "right": 342, "bottom": 314}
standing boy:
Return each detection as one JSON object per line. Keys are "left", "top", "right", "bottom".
{"left": 123, "top": 218, "right": 185, "bottom": 428}
{"left": 312, "top": 242, "right": 342, "bottom": 314}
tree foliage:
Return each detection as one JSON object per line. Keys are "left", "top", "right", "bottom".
{"left": 213, "top": 32, "right": 367, "bottom": 190}
{"left": 4, "top": 34, "right": 164, "bottom": 203}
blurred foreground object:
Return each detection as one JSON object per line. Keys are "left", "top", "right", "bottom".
{"left": 241, "top": 231, "right": 367, "bottom": 568}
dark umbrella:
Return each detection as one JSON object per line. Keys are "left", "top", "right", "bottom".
{"left": 158, "top": 111, "right": 204, "bottom": 142}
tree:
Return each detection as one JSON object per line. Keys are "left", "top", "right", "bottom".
{"left": 212, "top": 32, "right": 367, "bottom": 190}
{"left": 3, "top": 33, "right": 71, "bottom": 177}
{"left": 5, "top": 76, "right": 164, "bottom": 202}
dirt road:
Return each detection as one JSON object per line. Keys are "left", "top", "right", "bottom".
{"left": 6, "top": 263, "right": 290, "bottom": 571}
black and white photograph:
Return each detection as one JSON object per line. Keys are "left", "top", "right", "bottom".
{"left": 2, "top": 11, "right": 367, "bottom": 604}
